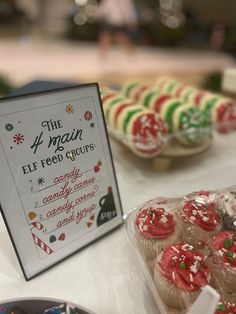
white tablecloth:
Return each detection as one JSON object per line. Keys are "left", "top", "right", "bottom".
{"left": 0, "top": 132, "right": 236, "bottom": 314}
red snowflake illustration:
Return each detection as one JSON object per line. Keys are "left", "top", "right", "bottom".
{"left": 13, "top": 133, "right": 24, "bottom": 145}
{"left": 84, "top": 111, "right": 93, "bottom": 121}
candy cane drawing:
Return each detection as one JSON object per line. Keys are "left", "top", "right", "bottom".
{"left": 30, "top": 221, "right": 54, "bottom": 255}
{"left": 30, "top": 221, "right": 44, "bottom": 231}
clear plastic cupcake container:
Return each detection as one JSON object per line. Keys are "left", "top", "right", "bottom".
{"left": 100, "top": 78, "right": 236, "bottom": 159}
{"left": 124, "top": 186, "right": 236, "bottom": 314}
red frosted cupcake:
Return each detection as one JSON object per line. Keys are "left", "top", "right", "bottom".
{"left": 179, "top": 191, "right": 220, "bottom": 248}
{"left": 210, "top": 231, "right": 236, "bottom": 293}
{"left": 154, "top": 242, "right": 211, "bottom": 309}
{"left": 135, "top": 206, "right": 181, "bottom": 260}
{"left": 215, "top": 301, "right": 236, "bottom": 314}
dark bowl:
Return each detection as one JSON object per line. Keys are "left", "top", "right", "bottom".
{"left": 0, "top": 297, "right": 95, "bottom": 314}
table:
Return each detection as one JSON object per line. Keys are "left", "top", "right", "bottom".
{"left": 0, "top": 130, "right": 236, "bottom": 314}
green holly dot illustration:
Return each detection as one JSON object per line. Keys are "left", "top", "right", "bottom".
{"left": 49, "top": 235, "right": 57, "bottom": 243}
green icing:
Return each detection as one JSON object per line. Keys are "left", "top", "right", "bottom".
{"left": 164, "top": 101, "right": 181, "bottom": 130}
{"left": 125, "top": 82, "right": 138, "bottom": 98}
{"left": 182, "top": 88, "right": 196, "bottom": 102}
{"left": 167, "top": 81, "right": 178, "bottom": 93}
{"left": 105, "top": 96, "right": 125, "bottom": 121}
{"left": 203, "top": 96, "right": 220, "bottom": 125}
{"left": 178, "top": 107, "right": 208, "bottom": 144}
{"left": 123, "top": 108, "right": 143, "bottom": 134}
{"left": 143, "top": 91, "right": 157, "bottom": 108}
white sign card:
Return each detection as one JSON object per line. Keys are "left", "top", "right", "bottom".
{"left": 0, "top": 83, "right": 123, "bottom": 280}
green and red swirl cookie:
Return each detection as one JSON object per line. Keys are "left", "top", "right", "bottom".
{"left": 159, "top": 98, "right": 183, "bottom": 131}
{"left": 162, "top": 80, "right": 182, "bottom": 96}
{"left": 156, "top": 77, "right": 185, "bottom": 98}
{"left": 116, "top": 106, "right": 168, "bottom": 157}
{"left": 199, "top": 93, "right": 221, "bottom": 125}
{"left": 179, "top": 86, "right": 199, "bottom": 103}
{"left": 172, "top": 104, "right": 209, "bottom": 145}
{"left": 211, "top": 98, "right": 236, "bottom": 133}
{"left": 139, "top": 89, "right": 162, "bottom": 110}
{"left": 101, "top": 91, "right": 120, "bottom": 115}
{"left": 103, "top": 94, "right": 134, "bottom": 126}
{"left": 188, "top": 90, "right": 209, "bottom": 107}
{"left": 122, "top": 81, "right": 149, "bottom": 102}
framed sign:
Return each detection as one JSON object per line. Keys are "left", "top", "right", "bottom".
{"left": 0, "top": 83, "right": 123, "bottom": 280}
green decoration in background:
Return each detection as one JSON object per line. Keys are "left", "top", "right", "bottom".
{"left": 201, "top": 72, "right": 223, "bottom": 93}
{"left": 0, "top": 75, "right": 14, "bottom": 96}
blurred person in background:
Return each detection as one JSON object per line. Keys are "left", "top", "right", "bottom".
{"left": 209, "top": 21, "right": 227, "bottom": 50}
{"left": 96, "top": 0, "right": 139, "bottom": 59}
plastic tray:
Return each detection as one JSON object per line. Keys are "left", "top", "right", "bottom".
{"left": 124, "top": 188, "right": 236, "bottom": 314}
{"left": 101, "top": 78, "right": 236, "bottom": 162}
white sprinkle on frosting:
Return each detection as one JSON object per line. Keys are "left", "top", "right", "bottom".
{"left": 189, "top": 273, "right": 193, "bottom": 282}
{"left": 190, "top": 261, "right": 199, "bottom": 273}
{"left": 171, "top": 246, "right": 180, "bottom": 253}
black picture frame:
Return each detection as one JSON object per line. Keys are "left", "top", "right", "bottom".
{"left": 0, "top": 82, "right": 123, "bottom": 280}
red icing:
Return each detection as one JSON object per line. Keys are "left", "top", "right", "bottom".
{"left": 215, "top": 301, "right": 236, "bottom": 314}
{"left": 159, "top": 242, "right": 210, "bottom": 291}
{"left": 194, "top": 91, "right": 208, "bottom": 106}
{"left": 131, "top": 113, "right": 167, "bottom": 155}
{"left": 181, "top": 192, "right": 220, "bottom": 231}
{"left": 159, "top": 79, "right": 169, "bottom": 89}
{"left": 133, "top": 86, "right": 148, "bottom": 102}
{"left": 153, "top": 94, "right": 171, "bottom": 113}
{"left": 212, "top": 231, "right": 236, "bottom": 268}
{"left": 216, "top": 101, "right": 236, "bottom": 133}
{"left": 102, "top": 93, "right": 117, "bottom": 105}
{"left": 175, "top": 84, "right": 187, "bottom": 97}
{"left": 114, "top": 103, "right": 131, "bottom": 128}
{"left": 136, "top": 207, "right": 176, "bottom": 239}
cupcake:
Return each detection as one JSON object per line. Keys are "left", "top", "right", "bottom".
{"left": 210, "top": 231, "right": 236, "bottom": 293}
{"left": 217, "top": 190, "right": 236, "bottom": 231}
{"left": 135, "top": 206, "right": 181, "bottom": 259}
{"left": 215, "top": 301, "right": 236, "bottom": 314}
{"left": 154, "top": 242, "right": 211, "bottom": 309}
{"left": 179, "top": 191, "right": 221, "bottom": 248}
